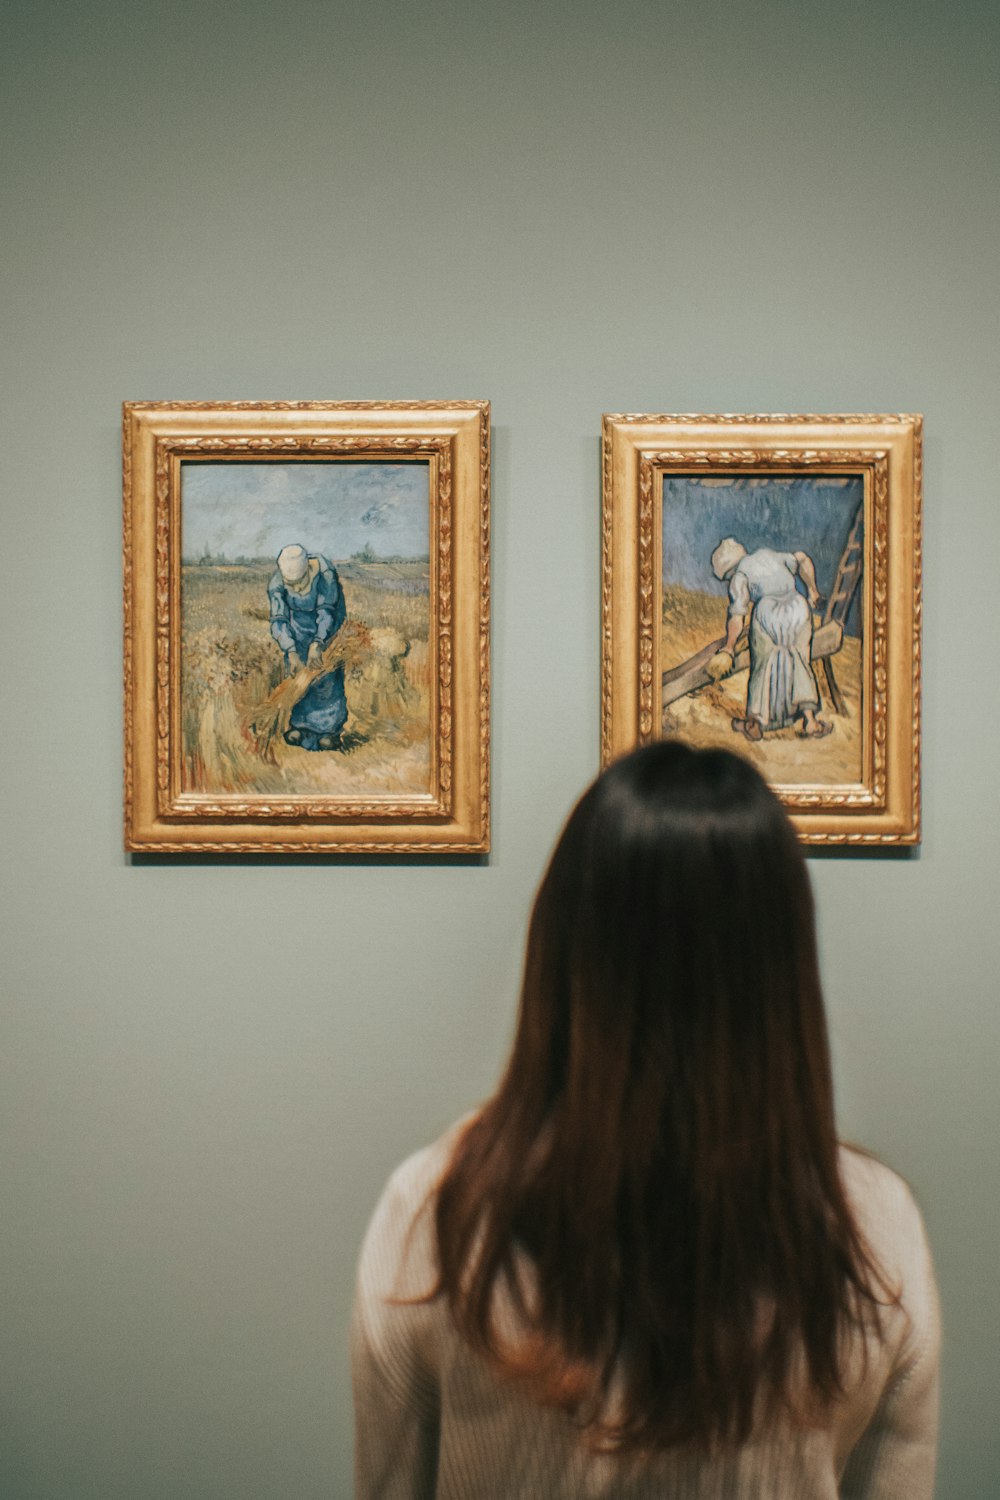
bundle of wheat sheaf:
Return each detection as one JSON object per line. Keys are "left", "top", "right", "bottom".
{"left": 244, "top": 620, "right": 418, "bottom": 762}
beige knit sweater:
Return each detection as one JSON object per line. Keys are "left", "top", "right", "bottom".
{"left": 352, "top": 1128, "right": 939, "bottom": 1498}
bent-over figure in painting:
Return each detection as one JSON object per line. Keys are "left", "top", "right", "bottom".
{"left": 268, "top": 543, "right": 348, "bottom": 750}
{"left": 707, "top": 538, "right": 832, "bottom": 743}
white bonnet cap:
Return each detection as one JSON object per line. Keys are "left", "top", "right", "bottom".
{"left": 277, "top": 544, "right": 309, "bottom": 583}
{"left": 710, "top": 537, "right": 745, "bottom": 580}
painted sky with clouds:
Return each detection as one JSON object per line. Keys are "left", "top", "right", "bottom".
{"left": 181, "top": 460, "right": 430, "bottom": 561}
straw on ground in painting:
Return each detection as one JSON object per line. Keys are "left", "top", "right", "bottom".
{"left": 661, "top": 585, "right": 863, "bottom": 786}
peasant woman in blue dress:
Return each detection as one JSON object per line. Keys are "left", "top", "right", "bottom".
{"left": 267, "top": 543, "right": 348, "bottom": 750}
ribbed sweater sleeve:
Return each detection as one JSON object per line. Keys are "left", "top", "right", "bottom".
{"left": 838, "top": 1161, "right": 941, "bottom": 1499}
{"left": 352, "top": 1148, "right": 442, "bottom": 1499}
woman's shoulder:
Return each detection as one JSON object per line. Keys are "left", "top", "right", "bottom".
{"left": 374, "top": 1116, "right": 471, "bottom": 1215}
{"left": 838, "top": 1144, "right": 939, "bottom": 1337}
{"left": 838, "top": 1143, "right": 926, "bottom": 1228}
{"left": 357, "top": 1117, "right": 472, "bottom": 1297}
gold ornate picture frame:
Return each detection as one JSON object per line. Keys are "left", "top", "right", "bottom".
{"left": 601, "top": 414, "right": 921, "bottom": 845}
{"left": 124, "top": 400, "right": 490, "bottom": 853}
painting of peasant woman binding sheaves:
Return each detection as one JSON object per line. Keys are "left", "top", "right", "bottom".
{"left": 180, "top": 461, "right": 433, "bottom": 799}
{"left": 661, "top": 474, "right": 866, "bottom": 787}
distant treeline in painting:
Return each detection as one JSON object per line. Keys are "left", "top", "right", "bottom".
{"left": 181, "top": 554, "right": 432, "bottom": 799}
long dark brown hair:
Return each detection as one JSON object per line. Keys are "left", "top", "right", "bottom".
{"left": 434, "top": 740, "right": 894, "bottom": 1453}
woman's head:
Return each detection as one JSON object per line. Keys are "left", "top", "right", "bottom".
{"left": 710, "top": 536, "right": 747, "bottom": 580}
{"left": 507, "top": 740, "right": 832, "bottom": 1175}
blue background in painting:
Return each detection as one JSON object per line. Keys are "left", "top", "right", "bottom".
{"left": 663, "top": 475, "right": 865, "bottom": 637}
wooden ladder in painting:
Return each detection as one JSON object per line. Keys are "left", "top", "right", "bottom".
{"left": 818, "top": 499, "right": 864, "bottom": 715}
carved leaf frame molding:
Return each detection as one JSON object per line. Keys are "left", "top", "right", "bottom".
{"left": 124, "top": 401, "right": 490, "bottom": 854}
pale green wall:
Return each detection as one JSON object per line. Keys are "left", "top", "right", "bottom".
{"left": 2, "top": 1, "right": 997, "bottom": 1495}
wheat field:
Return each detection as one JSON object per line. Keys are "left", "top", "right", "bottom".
{"left": 181, "top": 561, "right": 433, "bottom": 797}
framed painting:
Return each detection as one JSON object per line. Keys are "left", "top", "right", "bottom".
{"left": 124, "top": 400, "right": 490, "bottom": 853}
{"left": 601, "top": 414, "right": 922, "bottom": 845}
